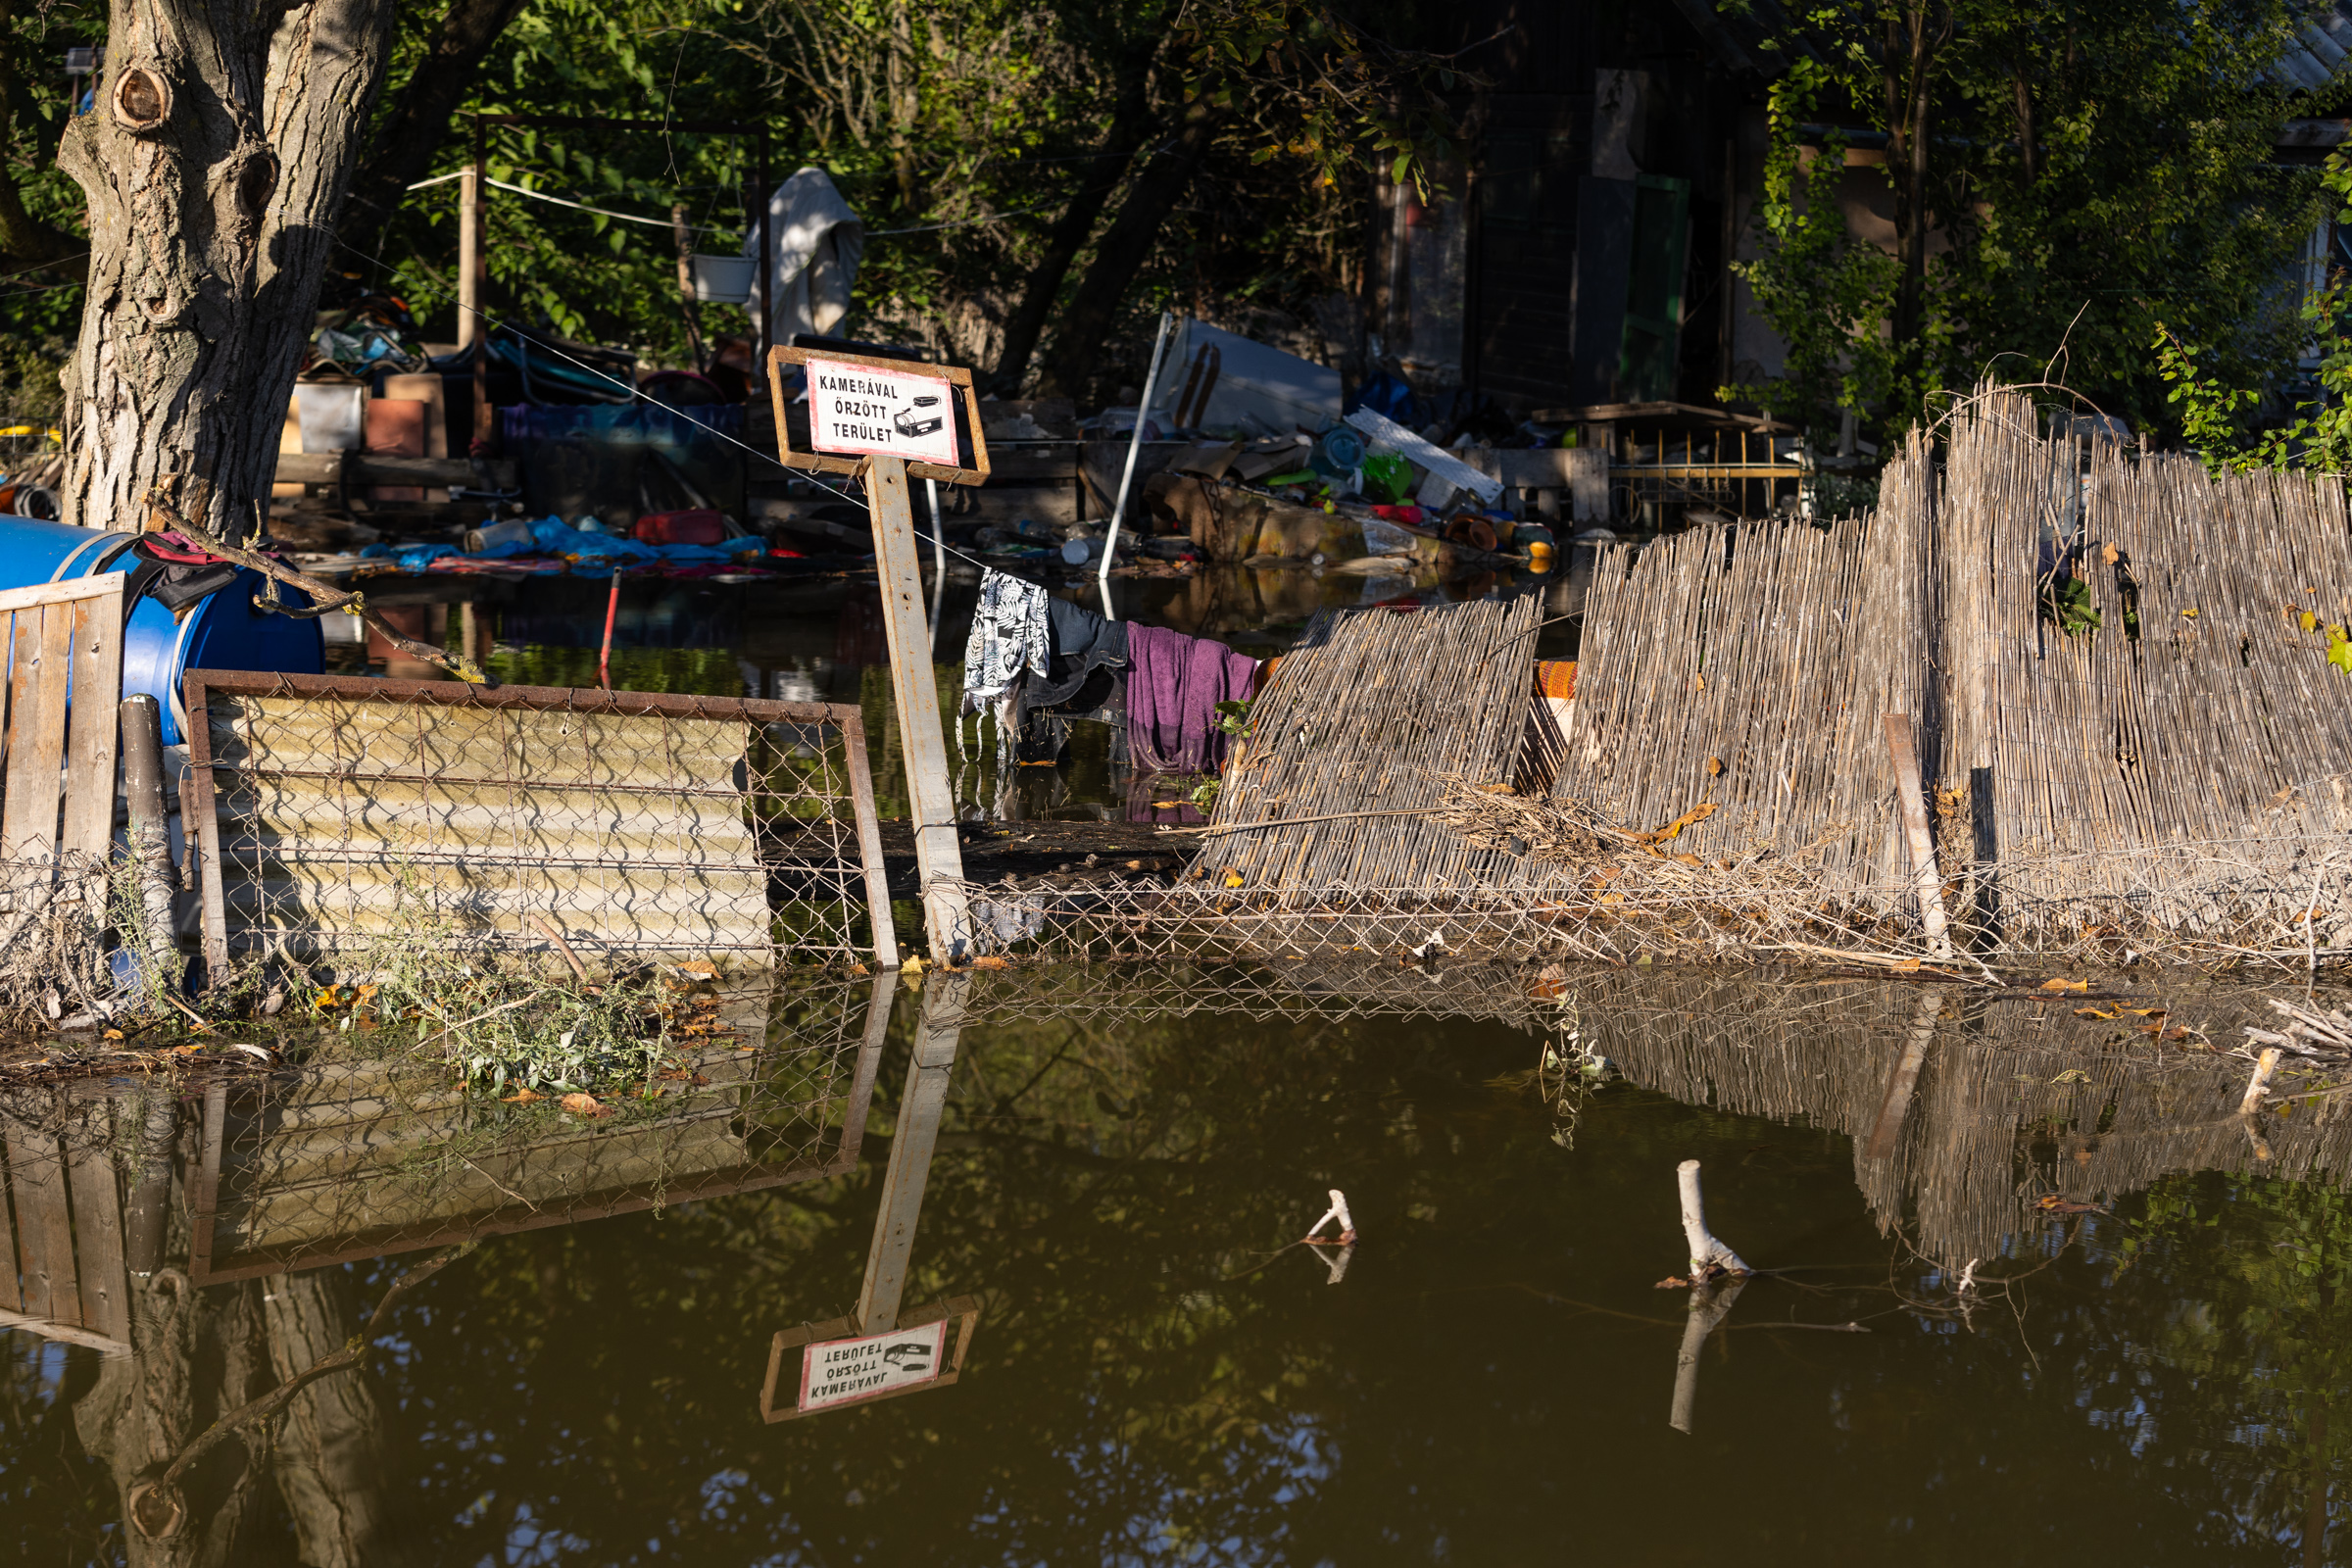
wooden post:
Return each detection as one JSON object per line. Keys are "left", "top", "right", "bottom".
{"left": 868, "top": 453, "right": 970, "bottom": 957}
{"left": 857, "top": 972, "right": 964, "bottom": 1334}
{"left": 1677, "top": 1159, "right": 1750, "bottom": 1279}
{"left": 1883, "top": 712, "right": 1953, "bottom": 958}
{"left": 456, "top": 164, "right": 480, "bottom": 351}
{"left": 1865, "top": 988, "right": 1942, "bottom": 1160}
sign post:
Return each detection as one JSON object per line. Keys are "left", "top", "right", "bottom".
{"left": 768, "top": 347, "right": 993, "bottom": 960}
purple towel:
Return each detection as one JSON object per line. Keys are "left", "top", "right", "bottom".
{"left": 1126, "top": 624, "right": 1259, "bottom": 773}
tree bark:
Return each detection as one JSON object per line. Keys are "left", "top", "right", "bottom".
{"left": 338, "top": 0, "right": 532, "bottom": 264}
{"left": 1036, "top": 95, "right": 1221, "bottom": 402}
{"left": 55, "top": 0, "right": 399, "bottom": 536}
{"left": 987, "top": 52, "right": 1157, "bottom": 394}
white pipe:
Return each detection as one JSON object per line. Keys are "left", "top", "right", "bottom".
{"left": 1099, "top": 311, "right": 1178, "bottom": 618}
{"left": 925, "top": 476, "right": 945, "bottom": 649}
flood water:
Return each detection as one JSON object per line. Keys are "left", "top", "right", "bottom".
{"left": 5, "top": 965, "right": 2348, "bottom": 1565}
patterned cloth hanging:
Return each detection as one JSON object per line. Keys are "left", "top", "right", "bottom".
{"left": 962, "top": 569, "right": 1052, "bottom": 705}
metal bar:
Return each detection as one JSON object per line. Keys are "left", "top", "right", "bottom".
{"left": 475, "top": 114, "right": 761, "bottom": 133}
{"left": 857, "top": 973, "right": 964, "bottom": 1333}
{"left": 835, "top": 974, "right": 896, "bottom": 1169}
{"left": 757, "top": 128, "right": 772, "bottom": 371}
{"left": 457, "top": 162, "right": 480, "bottom": 351}
{"left": 1100, "top": 311, "right": 1178, "bottom": 616}
{"left": 836, "top": 708, "right": 900, "bottom": 969}
{"left": 865, "top": 455, "right": 971, "bottom": 957}
{"left": 470, "top": 117, "right": 492, "bottom": 448}
{"left": 179, "top": 668, "right": 858, "bottom": 724}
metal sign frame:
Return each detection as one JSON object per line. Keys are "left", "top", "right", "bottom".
{"left": 765, "top": 345, "right": 993, "bottom": 486}
{"left": 759, "top": 1295, "right": 982, "bottom": 1422}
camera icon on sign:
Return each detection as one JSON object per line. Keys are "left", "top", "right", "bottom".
{"left": 894, "top": 396, "right": 944, "bottom": 438}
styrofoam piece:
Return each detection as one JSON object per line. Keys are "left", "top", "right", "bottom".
{"left": 1344, "top": 407, "right": 1503, "bottom": 504}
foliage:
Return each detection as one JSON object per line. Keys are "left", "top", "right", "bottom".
{"left": 1726, "top": 0, "right": 2325, "bottom": 445}
{"left": 2148, "top": 148, "right": 2352, "bottom": 480}
{"left": 1721, "top": 68, "right": 1898, "bottom": 433}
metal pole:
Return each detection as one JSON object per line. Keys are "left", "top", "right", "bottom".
{"left": 1098, "top": 310, "right": 1178, "bottom": 618}
{"left": 857, "top": 973, "right": 964, "bottom": 1334}
{"left": 468, "top": 118, "right": 492, "bottom": 451}
{"left": 120, "top": 695, "right": 176, "bottom": 978}
{"left": 925, "top": 476, "right": 945, "bottom": 648}
{"left": 867, "top": 453, "right": 970, "bottom": 957}
{"left": 756, "top": 130, "right": 773, "bottom": 368}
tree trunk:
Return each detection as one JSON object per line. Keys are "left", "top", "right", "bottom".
{"left": 55, "top": 0, "right": 399, "bottom": 537}
{"left": 1882, "top": 5, "right": 1939, "bottom": 379}
{"left": 1037, "top": 96, "right": 1220, "bottom": 402}
{"left": 338, "top": 0, "right": 532, "bottom": 263}
{"left": 265, "top": 1268, "right": 418, "bottom": 1568}
{"left": 987, "top": 54, "right": 1157, "bottom": 394}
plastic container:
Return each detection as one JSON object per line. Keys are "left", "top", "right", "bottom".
{"left": 1308, "top": 426, "right": 1367, "bottom": 480}
{"left": 0, "top": 516, "right": 323, "bottom": 747}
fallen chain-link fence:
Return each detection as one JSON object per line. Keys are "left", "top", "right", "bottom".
{"left": 184, "top": 671, "right": 899, "bottom": 983}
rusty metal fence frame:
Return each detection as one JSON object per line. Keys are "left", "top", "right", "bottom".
{"left": 183, "top": 670, "right": 898, "bottom": 978}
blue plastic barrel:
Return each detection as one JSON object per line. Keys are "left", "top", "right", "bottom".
{"left": 0, "top": 515, "right": 323, "bottom": 746}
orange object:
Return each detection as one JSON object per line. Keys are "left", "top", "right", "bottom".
{"left": 364, "top": 398, "right": 428, "bottom": 502}
{"left": 1537, "top": 661, "right": 1578, "bottom": 701}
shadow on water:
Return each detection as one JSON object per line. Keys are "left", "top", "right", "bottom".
{"left": 4, "top": 962, "right": 2350, "bottom": 1564}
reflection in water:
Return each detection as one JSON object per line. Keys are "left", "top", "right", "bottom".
{"left": 1, "top": 961, "right": 2348, "bottom": 1562}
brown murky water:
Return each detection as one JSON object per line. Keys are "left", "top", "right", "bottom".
{"left": 4, "top": 964, "right": 2348, "bottom": 1565}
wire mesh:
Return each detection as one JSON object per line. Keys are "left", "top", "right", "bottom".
{"left": 184, "top": 671, "right": 894, "bottom": 978}
{"left": 182, "top": 975, "right": 884, "bottom": 1281}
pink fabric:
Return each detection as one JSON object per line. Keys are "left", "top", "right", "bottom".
{"left": 1125, "top": 623, "right": 1258, "bottom": 774}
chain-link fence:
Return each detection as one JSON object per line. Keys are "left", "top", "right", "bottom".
{"left": 184, "top": 671, "right": 897, "bottom": 982}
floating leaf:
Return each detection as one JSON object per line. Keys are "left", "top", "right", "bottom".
{"left": 2301, "top": 610, "right": 2320, "bottom": 633}
{"left": 969, "top": 956, "right": 1009, "bottom": 970}
{"left": 2039, "top": 977, "right": 2090, "bottom": 993}
{"left": 502, "top": 1087, "right": 542, "bottom": 1103}
{"left": 1705, "top": 756, "right": 1724, "bottom": 776}
{"left": 559, "top": 1093, "right": 610, "bottom": 1118}
{"left": 2075, "top": 1007, "right": 2116, "bottom": 1019}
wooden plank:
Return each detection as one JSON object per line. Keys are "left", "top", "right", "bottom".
{"left": 0, "top": 1162, "right": 20, "bottom": 1311}
{"left": 866, "top": 455, "right": 969, "bottom": 957}
{"left": 273, "top": 453, "right": 519, "bottom": 487}
{"left": 2, "top": 600, "right": 74, "bottom": 866}
{"left": 1, "top": 1113, "right": 79, "bottom": 1324}
{"left": 0, "top": 575, "right": 122, "bottom": 617}
{"left": 65, "top": 1128, "right": 129, "bottom": 1341}
{"left": 58, "top": 583, "right": 125, "bottom": 862}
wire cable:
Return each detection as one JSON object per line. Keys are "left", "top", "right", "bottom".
{"left": 332, "top": 231, "right": 1026, "bottom": 580}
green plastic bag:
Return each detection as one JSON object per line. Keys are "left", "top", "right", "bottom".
{"left": 1361, "top": 451, "right": 1412, "bottom": 505}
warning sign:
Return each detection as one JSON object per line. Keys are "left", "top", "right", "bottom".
{"left": 805, "top": 356, "right": 960, "bottom": 467}
{"left": 797, "top": 1320, "right": 948, "bottom": 1413}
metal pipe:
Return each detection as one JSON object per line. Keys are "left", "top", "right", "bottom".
{"left": 1099, "top": 310, "right": 1178, "bottom": 617}
{"left": 925, "top": 476, "right": 945, "bottom": 649}
{"left": 599, "top": 570, "right": 620, "bottom": 690}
